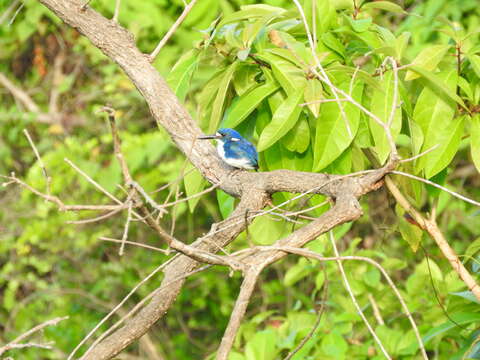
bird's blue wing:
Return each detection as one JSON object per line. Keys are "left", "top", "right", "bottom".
{"left": 224, "top": 140, "right": 258, "bottom": 168}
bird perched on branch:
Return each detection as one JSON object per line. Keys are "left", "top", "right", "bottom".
{"left": 198, "top": 128, "right": 259, "bottom": 171}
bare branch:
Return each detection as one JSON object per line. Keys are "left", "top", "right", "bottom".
{"left": 99, "top": 237, "right": 169, "bottom": 253}
{"left": 112, "top": 0, "right": 120, "bottom": 22}
{"left": 149, "top": 0, "right": 199, "bottom": 62}
{"left": 216, "top": 268, "right": 261, "bottom": 360}
{"left": 0, "top": 316, "right": 68, "bottom": 356}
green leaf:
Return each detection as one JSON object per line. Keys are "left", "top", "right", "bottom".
{"left": 314, "top": 82, "right": 363, "bottom": 171}
{"left": 217, "top": 190, "right": 235, "bottom": 219}
{"left": 467, "top": 54, "right": 480, "bottom": 78}
{"left": 303, "top": 0, "right": 335, "bottom": 35}
{"left": 450, "top": 291, "right": 480, "bottom": 305}
{"left": 256, "top": 52, "right": 306, "bottom": 96}
{"left": 347, "top": 17, "right": 372, "bottom": 33}
{"left": 397, "top": 208, "right": 423, "bottom": 252}
{"left": 218, "top": 5, "right": 286, "bottom": 28}
{"left": 471, "top": 115, "right": 480, "bottom": 173}
{"left": 414, "top": 70, "right": 464, "bottom": 178}
{"left": 223, "top": 81, "right": 280, "bottom": 128}
{"left": 245, "top": 330, "right": 279, "bottom": 360}
{"left": 362, "top": 1, "right": 407, "bottom": 14}
{"left": 406, "top": 65, "right": 467, "bottom": 111}
{"left": 369, "top": 71, "right": 402, "bottom": 164}
{"left": 232, "top": 64, "right": 260, "bottom": 96}
{"left": 423, "top": 313, "right": 480, "bottom": 344}
{"left": 257, "top": 90, "right": 304, "bottom": 151}
{"left": 303, "top": 79, "right": 323, "bottom": 117}
{"left": 284, "top": 258, "right": 312, "bottom": 286}
{"left": 405, "top": 45, "right": 450, "bottom": 81}
{"left": 184, "top": 164, "right": 207, "bottom": 212}
{"left": 282, "top": 116, "right": 310, "bottom": 153}
{"left": 166, "top": 49, "right": 199, "bottom": 102}
{"left": 209, "top": 62, "right": 239, "bottom": 133}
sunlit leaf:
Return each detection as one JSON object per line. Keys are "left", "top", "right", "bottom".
{"left": 362, "top": 1, "right": 407, "bottom": 14}
{"left": 257, "top": 90, "right": 304, "bottom": 151}
{"left": 314, "top": 82, "right": 363, "bottom": 171}
{"left": 405, "top": 45, "right": 450, "bottom": 81}
{"left": 223, "top": 80, "right": 280, "bottom": 128}
{"left": 369, "top": 71, "right": 401, "bottom": 164}
{"left": 166, "top": 49, "right": 199, "bottom": 102}
{"left": 209, "top": 62, "right": 239, "bottom": 132}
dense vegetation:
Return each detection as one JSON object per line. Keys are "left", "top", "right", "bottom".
{"left": 1, "top": 0, "right": 480, "bottom": 359}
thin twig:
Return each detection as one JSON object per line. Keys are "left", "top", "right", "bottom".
{"left": 391, "top": 170, "right": 480, "bottom": 207}
{"left": 368, "top": 294, "right": 385, "bottom": 325}
{"left": 23, "top": 129, "right": 52, "bottom": 195}
{"left": 119, "top": 201, "right": 133, "bottom": 255}
{"left": 0, "top": 316, "right": 68, "bottom": 356}
{"left": 78, "top": 265, "right": 211, "bottom": 359}
{"left": 284, "top": 266, "right": 328, "bottom": 360}
{"left": 399, "top": 144, "right": 440, "bottom": 163}
{"left": 267, "top": 245, "right": 428, "bottom": 359}
{"left": 328, "top": 231, "right": 392, "bottom": 360}
{"left": 99, "top": 237, "right": 169, "bottom": 253}
{"left": 149, "top": 0, "right": 199, "bottom": 62}
{"left": 112, "top": 0, "right": 121, "bottom": 22}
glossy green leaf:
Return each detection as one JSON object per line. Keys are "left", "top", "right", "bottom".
{"left": 166, "top": 49, "right": 199, "bottom": 102}
{"left": 314, "top": 82, "right": 363, "bottom": 171}
{"left": 257, "top": 90, "right": 304, "bottom": 151}
{"left": 256, "top": 52, "right": 306, "bottom": 96}
{"left": 414, "top": 70, "right": 463, "bottom": 178}
{"left": 347, "top": 17, "right": 372, "bottom": 33}
{"left": 471, "top": 115, "right": 480, "bottom": 173}
{"left": 282, "top": 116, "right": 310, "bottom": 153}
{"left": 218, "top": 5, "right": 286, "bottom": 28}
{"left": 405, "top": 44, "right": 450, "bottom": 80}
{"left": 223, "top": 80, "right": 280, "bottom": 128}
{"left": 423, "top": 313, "right": 480, "bottom": 344}
{"left": 467, "top": 53, "right": 480, "bottom": 78}
{"left": 303, "top": 0, "right": 335, "bottom": 35}
{"left": 362, "top": 1, "right": 407, "bottom": 14}
{"left": 184, "top": 164, "right": 207, "bottom": 212}
{"left": 245, "top": 330, "right": 279, "bottom": 360}
{"left": 407, "top": 65, "right": 467, "bottom": 111}
{"left": 209, "top": 62, "right": 238, "bottom": 133}
{"left": 217, "top": 190, "right": 234, "bottom": 219}
{"left": 303, "top": 78, "right": 323, "bottom": 117}
{"left": 369, "top": 71, "right": 402, "bottom": 164}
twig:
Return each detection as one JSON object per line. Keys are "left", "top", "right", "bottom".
{"left": 385, "top": 176, "right": 480, "bottom": 302}
{"left": 119, "top": 200, "right": 133, "bottom": 255}
{"left": 368, "top": 294, "right": 385, "bottom": 325}
{"left": 0, "top": 316, "right": 68, "bottom": 356}
{"left": 391, "top": 170, "right": 480, "bottom": 207}
{"left": 78, "top": 265, "right": 211, "bottom": 359}
{"left": 7, "top": 1, "right": 23, "bottom": 25}
{"left": 23, "top": 129, "right": 52, "bottom": 195}
{"left": 112, "top": 0, "right": 121, "bottom": 22}
{"left": 284, "top": 266, "right": 328, "bottom": 360}
{"left": 99, "top": 237, "right": 169, "bottom": 253}
{"left": 328, "top": 231, "right": 392, "bottom": 359}
{"left": 399, "top": 144, "right": 440, "bottom": 163}
{"left": 266, "top": 245, "right": 428, "bottom": 359}
{"left": 216, "top": 268, "right": 261, "bottom": 360}
{"left": 66, "top": 206, "right": 127, "bottom": 224}
{"left": 0, "top": 0, "right": 20, "bottom": 25}
{"left": 386, "top": 57, "right": 399, "bottom": 128}
{"left": 149, "top": 0, "right": 199, "bottom": 62}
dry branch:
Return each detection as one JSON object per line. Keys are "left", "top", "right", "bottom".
{"left": 29, "top": 1, "right": 414, "bottom": 359}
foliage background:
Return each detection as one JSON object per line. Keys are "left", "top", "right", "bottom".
{"left": 1, "top": 0, "right": 480, "bottom": 359}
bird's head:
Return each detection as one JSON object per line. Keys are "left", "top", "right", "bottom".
{"left": 198, "top": 128, "right": 243, "bottom": 143}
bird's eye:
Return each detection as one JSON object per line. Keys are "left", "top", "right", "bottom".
{"left": 231, "top": 137, "right": 240, "bottom": 141}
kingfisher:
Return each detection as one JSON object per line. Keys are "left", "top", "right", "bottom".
{"left": 198, "top": 128, "right": 259, "bottom": 170}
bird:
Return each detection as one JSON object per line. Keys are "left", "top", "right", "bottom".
{"left": 198, "top": 128, "right": 259, "bottom": 170}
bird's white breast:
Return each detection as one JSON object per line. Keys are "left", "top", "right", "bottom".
{"left": 216, "top": 139, "right": 255, "bottom": 169}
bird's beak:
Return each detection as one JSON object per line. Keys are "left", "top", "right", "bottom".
{"left": 198, "top": 134, "right": 222, "bottom": 140}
